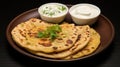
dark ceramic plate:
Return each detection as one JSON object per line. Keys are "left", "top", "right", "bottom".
{"left": 6, "top": 8, "right": 114, "bottom": 62}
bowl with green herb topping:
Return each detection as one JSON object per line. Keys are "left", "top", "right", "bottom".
{"left": 38, "top": 3, "right": 68, "bottom": 23}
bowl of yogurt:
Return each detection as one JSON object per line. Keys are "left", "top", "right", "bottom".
{"left": 38, "top": 3, "right": 68, "bottom": 23}
{"left": 69, "top": 3, "right": 101, "bottom": 25}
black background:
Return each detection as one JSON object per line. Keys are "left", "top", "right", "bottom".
{"left": 0, "top": 0, "right": 120, "bottom": 67}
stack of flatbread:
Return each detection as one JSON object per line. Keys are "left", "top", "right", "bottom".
{"left": 11, "top": 18, "right": 100, "bottom": 60}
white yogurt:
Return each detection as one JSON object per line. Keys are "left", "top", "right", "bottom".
{"left": 69, "top": 3, "right": 101, "bottom": 25}
{"left": 70, "top": 4, "right": 100, "bottom": 19}
{"left": 76, "top": 6, "right": 91, "bottom": 16}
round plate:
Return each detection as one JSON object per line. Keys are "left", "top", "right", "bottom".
{"left": 6, "top": 8, "right": 114, "bottom": 62}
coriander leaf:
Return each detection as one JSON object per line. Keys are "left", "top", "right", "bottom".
{"left": 37, "top": 32, "right": 44, "bottom": 38}
{"left": 61, "top": 6, "right": 66, "bottom": 11}
{"left": 54, "top": 24, "right": 61, "bottom": 32}
{"left": 50, "top": 31, "right": 57, "bottom": 40}
{"left": 37, "top": 31, "right": 49, "bottom": 38}
{"left": 58, "top": 6, "right": 66, "bottom": 11}
{"left": 48, "top": 24, "right": 61, "bottom": 32}
{"left": 49, "top": 12, "right": 55, "bottom": 16}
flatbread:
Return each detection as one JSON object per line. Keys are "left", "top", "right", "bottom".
{"left": 28, "top": 25, "right": 90, "bottom": 58}
{"left": 64, "top": 28, "right": 100, "bottom": 59}
{"left": 11, "top": 18, "right": 100, "bottom": 60}
{"left": 11, "top": 18, "right": 78, "bottom": 53}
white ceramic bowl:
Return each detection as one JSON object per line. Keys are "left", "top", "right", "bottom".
{"left": 38, "top": 3, "right": 68, "bottom": 23}
{"left": 69, "top": 3, "right": 101, "bottom": 25}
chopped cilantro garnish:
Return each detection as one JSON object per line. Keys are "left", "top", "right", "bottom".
{"left": 49, "top": 12, "right": 55, "bottom": 16}
{"left": 42, "top": 5, "right": 66, "bottom": 17}
{"left": 58, "top": 6, "right": 66, "bottom": 11}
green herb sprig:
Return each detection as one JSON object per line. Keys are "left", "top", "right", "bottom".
{"left": 37, "top": 24, "right": 61, "bottom": 40}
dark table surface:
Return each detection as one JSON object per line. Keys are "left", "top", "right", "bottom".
{"left": 0, "top": 0, "right": 120, "bottom": 67}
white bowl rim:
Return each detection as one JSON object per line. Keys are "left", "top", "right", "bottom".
{"left": 69, "top": 3, "right": 101, "bottom": 19}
